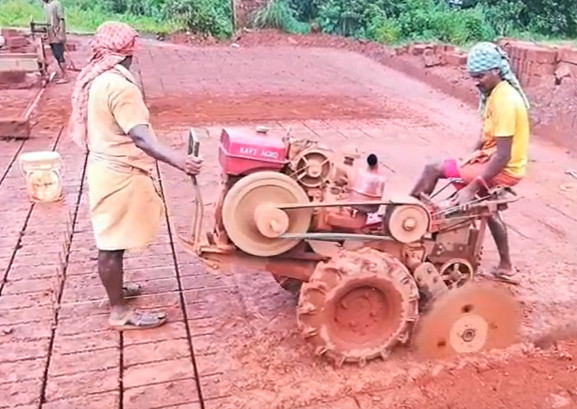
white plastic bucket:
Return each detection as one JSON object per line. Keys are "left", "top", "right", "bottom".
{"left": 18, "top": 151, "right": 64, "bottom": 203}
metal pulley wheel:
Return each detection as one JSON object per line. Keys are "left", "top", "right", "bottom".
{"left": 221, "top": 171, "right": 312, "bottom": 257}
{"left": 412, "top": 283, "right": 521, "bottom": 359}
{"left": 385, "top": 202, "right": 430, "bottom": 243}
{"left": 439, "top": 258, "right": 475, "bottom": 289}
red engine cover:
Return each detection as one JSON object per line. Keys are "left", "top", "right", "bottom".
{"left": 218, "top": 127, "right": 288, "bottom": 175}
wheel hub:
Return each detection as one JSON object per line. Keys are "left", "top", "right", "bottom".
{"left": 462, "top": 328, "right": 476, "bottom": 342}
{"left": 448, "top": 313, "right": 488, "bottom": 354}
{"left": 403, "top": 217, "right": 416, "bottom": 231}
{"left": 333, "top": 286, "right": 390, "bottom": 343}
{"left": 255, "top": 204, "right": 289, "bottom": 238}
{"left": 308, "top": 162, "right": 323, "bottom": 178}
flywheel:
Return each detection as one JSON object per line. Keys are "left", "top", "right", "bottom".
{"left": 296, "top": 248, "right": 420, "bottom": 365}
{"left": 291, "top": 149, "right": 333, "bottom": 188}
{"left": 222, "top": 171, "right": 313, "bottom": 257}
{"left": 412, "top": 283, "right": 521, "bottom": 359}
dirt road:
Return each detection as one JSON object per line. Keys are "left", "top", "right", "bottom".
{"left": 1, "top": 34, "right": 577, "bottom": 409}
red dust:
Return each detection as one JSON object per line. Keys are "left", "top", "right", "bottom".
{"left": 147, "top": 94, "right": 389, "bottom": 127}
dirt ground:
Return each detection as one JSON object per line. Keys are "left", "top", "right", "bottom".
{"left": 2, "top": 32, "right": 577, "bottom": 409}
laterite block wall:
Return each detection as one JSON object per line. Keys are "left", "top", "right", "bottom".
{"left": 395, "top": 39, "right": 577, "bottom": 87}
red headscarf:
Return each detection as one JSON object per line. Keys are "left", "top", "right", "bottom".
{"left": 68, "top": 21, "right": 139, "bottom": 148}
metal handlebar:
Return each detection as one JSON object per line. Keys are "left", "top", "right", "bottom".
{"left": 188, "top": 128, "right": 203, "bottom": 254}
{"left": 188, "top": 129, "right": 200, "bottom": 157}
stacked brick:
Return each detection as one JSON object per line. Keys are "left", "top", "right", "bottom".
{"left": 395, "top": 43, "right": 468, "bottom": 68}
{"left": 498, "top": 40, "right": 559, "bottom": 86}
{"left": 1, "top": 28, "right": 32, "bottom": 52}
{"left": 394, "top": 39, "right": 577, "bottom": 88}
{"left": 1, "top": 28, "right": 77, "bottom": 53}
{"left": 0, "top": 29, "right": 31, "bottom": 88}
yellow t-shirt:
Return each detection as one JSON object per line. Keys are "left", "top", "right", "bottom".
{"left": 480, "top": 81, "right": 530, "bottom": 178}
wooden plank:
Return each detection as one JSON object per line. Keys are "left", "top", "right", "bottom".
{"left": 0, "top": 53, "right": 37, "bottom": 59}
{"left": 0, "top": 55, "right": 39, "bottom": 73}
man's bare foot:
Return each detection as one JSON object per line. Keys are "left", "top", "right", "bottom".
{"left": 109, "top": 306, "right": 167, "bottom": 331}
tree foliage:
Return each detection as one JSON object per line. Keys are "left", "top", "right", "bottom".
{"left": 97, "top": 0, "right": 232, "bottom": 38}
{"left": 287, "top": 0, "right": 577, "bottom": 43}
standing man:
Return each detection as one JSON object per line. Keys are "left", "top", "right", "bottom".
{"left": 68, "top": 21, "right": 203, "bottom": 330}
{"left": 42, "top": 0, "right": 68, "bottom": 83}
{"left": 410, "top": 42, "right": 531, "bottom": 284}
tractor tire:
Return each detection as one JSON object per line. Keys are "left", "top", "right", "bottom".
{"left": 296, "top": 248, "right": 420, "bottom": 366}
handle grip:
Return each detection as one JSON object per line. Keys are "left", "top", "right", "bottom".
{"left": 188, "top": 128, "right": 200, "bottom": 157}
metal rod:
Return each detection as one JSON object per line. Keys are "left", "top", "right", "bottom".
{"left": 280, "top": 232, "right": 396, "bottom": 242}
{"left": 23, "top": 86, "right": 46, "bottom": 120}
{"left": 278, "top": 199, "right": 415, "bottom": 210}
{"left": 430, "top": 180, "right": 454, "bottom": 199}
{"left": 188, "top": 128, "right": 203, "bottom": 254}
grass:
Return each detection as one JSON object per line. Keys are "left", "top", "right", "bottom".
{"left": 250, "top": 0, "right": 310, "bottom": 34}
{"left": 0, "top": 0, "right": 180, "bottom": 35}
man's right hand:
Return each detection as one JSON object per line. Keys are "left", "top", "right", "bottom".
{"left": 182, "top": 155, "right": 203, "bottom": 175}
{"left": 127, "top": 125, "right": 204, "bottom": 175}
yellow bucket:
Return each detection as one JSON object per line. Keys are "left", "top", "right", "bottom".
{"left": 18, "top": 151, "right": 64, "bottom": 203}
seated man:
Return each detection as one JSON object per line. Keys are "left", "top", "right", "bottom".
{"left": 410, "top": 42, "right": 531, "bottom": 283}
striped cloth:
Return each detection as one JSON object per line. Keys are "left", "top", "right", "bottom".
{"left": 68, "top": 21, "right": 139, "bottom": 148}
{"left": 466, "top": 41, "right": 530, "bottom": 113}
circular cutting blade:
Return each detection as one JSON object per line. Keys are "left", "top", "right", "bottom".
{"left": 412, "top": 283, "right": 521, "bottom": 360}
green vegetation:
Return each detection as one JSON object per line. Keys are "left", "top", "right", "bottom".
{"left": 250, "top": 0, "right": 309, "bottom": 34}
{"left": 282, "top": 0, "right": 577, "bottom": 45}
{"left": 1, "top": 0, "right": 575, "bottom": 46}
{"left": 0, "top": 0, "right": 231, "bottom": 37}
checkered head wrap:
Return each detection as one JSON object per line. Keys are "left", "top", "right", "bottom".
{"left": 466, "top": 41, "right": 530, "bottom": 113}
{"left": 68, "top": 21, "right": 139, "bottom": 148}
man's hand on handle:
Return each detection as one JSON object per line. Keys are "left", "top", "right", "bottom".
{"left": 128, "top": 125, "right": 203, "bottom": 176}
{"left": 181, "top": 155, "right": 203, "bottom": 176}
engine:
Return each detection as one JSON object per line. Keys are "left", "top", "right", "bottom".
{"left": 215, "top": 127, "right": 388, "bottom": 245}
